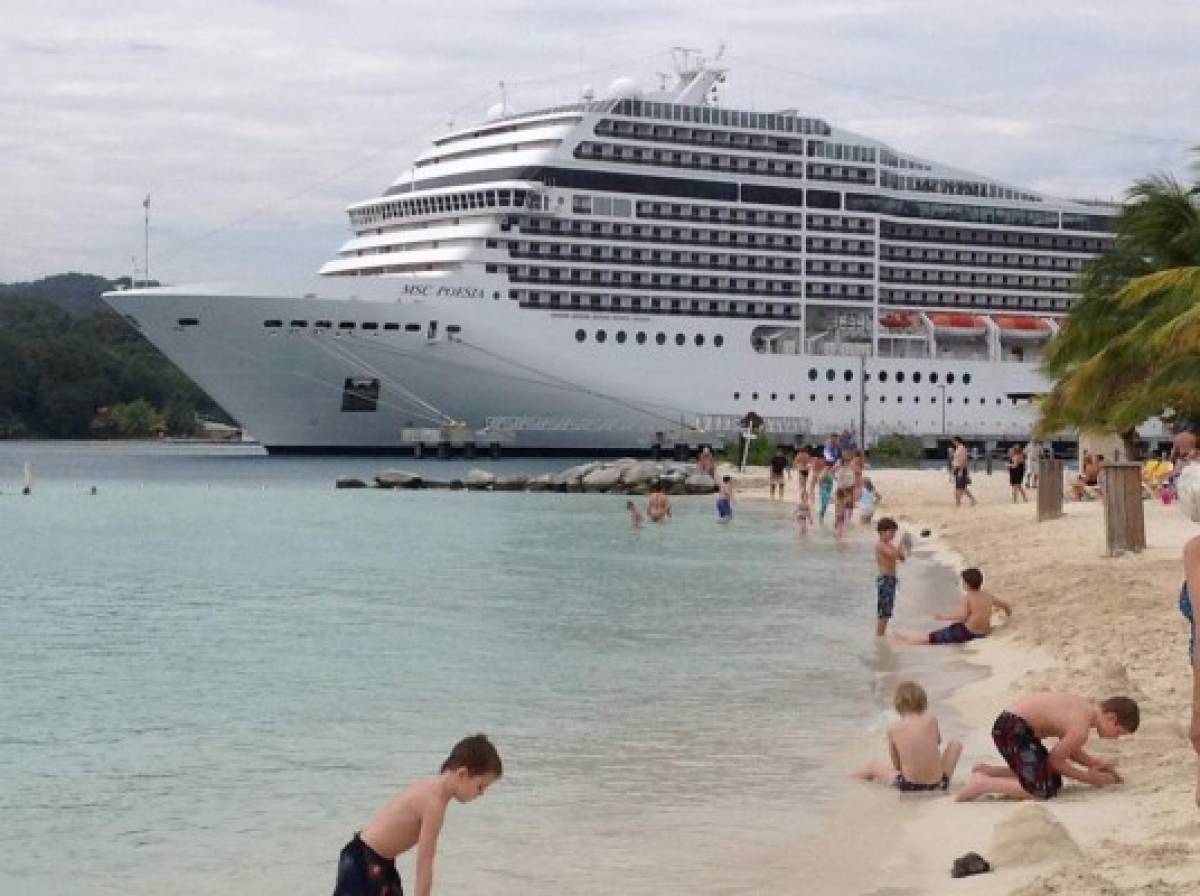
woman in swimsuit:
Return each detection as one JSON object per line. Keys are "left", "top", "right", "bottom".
{"left": 1008, "top": 444, "right": 1029, "bottom": 503}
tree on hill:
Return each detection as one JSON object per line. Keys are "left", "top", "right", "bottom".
{"left": 1037, "top": 151, "right": 1200, "bottom": 451}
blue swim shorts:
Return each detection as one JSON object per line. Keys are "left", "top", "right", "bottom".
{"left": 876, "top": 574, "right": 898, "bottom": 619}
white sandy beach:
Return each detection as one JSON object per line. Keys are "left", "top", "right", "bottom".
{"left": 737, "top": 465, "right": 1200, "bottom": 895}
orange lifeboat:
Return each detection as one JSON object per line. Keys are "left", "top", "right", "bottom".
{"left": 927, "top": 312, "right": 986, "bottom": 335}
{"left": 993, "top": 315, "right": 1052, "bottom": 340}
{"left": 879, "top": 311, "right": 915, "bottom": 330}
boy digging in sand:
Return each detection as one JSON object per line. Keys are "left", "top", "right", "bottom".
{"left": 895, "top": 568, "right": 1012, "bottom": 645}
{"left": 852, "top": 681, "right": 963, "bottom": 792}
{"left": 334, "top": 734, "right": 502, "bottom": 896}
{"left": 956, "top": 693, "right": 1138, "bottom": 802}
{"left": 874, "top": 517, "right": 911, "bottom": 637}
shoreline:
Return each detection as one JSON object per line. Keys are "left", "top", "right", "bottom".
{"left": 741, "top": 466, "right": 1200, "bottom": 894}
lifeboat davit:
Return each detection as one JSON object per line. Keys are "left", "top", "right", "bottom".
{"left": 927, "top": 312, "right": 987, "bottom": 336}
{"left": 993, "top": 315, "right": 1052, "bottom": 341}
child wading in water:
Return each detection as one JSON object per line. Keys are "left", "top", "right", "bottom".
{"left": 794, "top": 493, "right": 811, "bottom": 535}
{"left": 833, "top": 487, "right": 853, "bottom": 539}
{"left": 956, "top": 693, "right": 1139, "bottom": 802}
{"left": 334, "top": 734, "right": 502, "bottom": 896}
{"left": 896, "top": 567, "right": 1013, "bottom": 645}
{"left": 817, "top": 467, "right": 835, "bottom": 524}
{"left": 874, "top": 517, "right": 910, "bottom": 636}
{"left": 852, "top": 681, "right": 963, "bottom": 791}
{"left": 716, "top": 475, "right": 735, "bottom": 523}
{"left": 626, "top": 500, "right": 643, "bottom": 529}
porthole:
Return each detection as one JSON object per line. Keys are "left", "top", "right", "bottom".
{"left": 963, "top": 373, "right": 973, "bottom": 385}
{"left": 808, "top": 368, "right": 818, "bottom": 381}
{"left": 596, "top": 329, "right": 607, "bottom": 343}
{"left": 695, "top": 334, "right": 705, "bottom": 346}
{"left": 825, "top": 369, "right": 835, "bottom": 382}
{"left": 879, "top": 371, "right": 889, "bottom": 383}
{"left": 656, "top": 332, "right": 666, "bottom": 345}
{"left": 770, "top": 392, "right": 778, "bottom": 401}
{"left": 845, "top": 394, "right": 852, "bottom": 402}
{"left": 896, "top": 371, "right": 906, "bottom": 383}
{"left": 810, "top": 394, "right": 816, "bottom": 401}
{"left": 752, "top": 392, "right": 760, "bottom": 400}
{"left": 930, "top": 372, "right": 939, "bottom": 384}
{"left": 788, "top": 393, "right": 796, "bottom": 401}
{"left": 979, "top": 398, "right": 986, "bottom": 405}
{"left": 575, "top": 329, "right": 586, "bottom": 342}
{"left": 946, "top": 373, "right": 956, "bottom": 384}
{"left": 880, "top": 396, "right": 887, "bottom": 403}
{"left": 636, "top": 331, "right": 647, "bottom": 344}
{"left": 912, "top": 372, "right": 922, "bottom": 384}
{"left": 947, "top": 397, "right": 954, "bottom": 404}
{"left": 734, "top": 391, "right": 741, "bottom": 400}
{"left": 674, "top": 333, "right": 685, "bottom": 346}
{"left": 616, "top": 331, "right": 627, "bottom": 344}
{"left": 843, "top": 370, "right": 853, "bottom": 382}
{"left": 493, "top": 291, "right": 501, "bottom": 300}
{"left": 714, "top": 334, "right": 724, "bottom": 347}
{"left": 898, "top": 396, "right": 904, "bottom": 403}
{"left": 827, "top": 395, "right": 834, "bottom": 402}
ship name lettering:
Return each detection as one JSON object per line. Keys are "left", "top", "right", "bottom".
{"left": 436, "top": 286, "right": 484, "bottom": 299}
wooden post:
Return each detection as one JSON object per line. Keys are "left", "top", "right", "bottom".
{"left": 1037, "top": 458, "right": 1063, "bottom": 521}
{"left": 1101, "top": 462, "right": 1146, "bottom": 556}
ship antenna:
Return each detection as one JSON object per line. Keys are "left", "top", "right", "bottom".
{"left": 498, "top": 80, "right": 507, "bottom": 114}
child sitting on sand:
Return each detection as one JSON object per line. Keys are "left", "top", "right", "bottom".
{"left": 956, "top": 692, "right": 1139, "bottom": 802}
{"left": 896, "top": 568, "right": 1012, "bottom": 645}
{"left": 334, "top": 734, "right": 502, "bottom": 896}
{"left": 852, "top": 681, "right": 963, "bottom": 792}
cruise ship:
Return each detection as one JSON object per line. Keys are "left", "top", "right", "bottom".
{"left": 105, "top": 49, "right": 1121, "bottom": 454}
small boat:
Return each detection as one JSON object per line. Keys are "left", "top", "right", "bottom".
{"left": 992, "top": 315, "right": 1053, "bottom": 340}
{"left": 927, "top": 312, "right": 987, "bottom": 336}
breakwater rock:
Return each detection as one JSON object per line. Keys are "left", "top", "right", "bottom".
{"left": 346, "top": 460, "right": 720, "bottom": 494}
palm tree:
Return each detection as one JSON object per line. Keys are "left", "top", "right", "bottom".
{"left": 1038, "top": 152, "right": 1200, "bottom": 455}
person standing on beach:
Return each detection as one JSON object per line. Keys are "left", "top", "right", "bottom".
{"left": 1174, "top": 465, "right": 1200, "bottom": 806}
{"left": 952, "top": 437, "right": 977, "bottom": 507}
{"left": 808, "top": 452, "right": 826, "bottom": 504}
{"left": 1008, "top": 444, "right": 1029, "bottom": 503}
{"left": 768, "top": 447, "right": 788, "bottom": 501}
{"left": 716, "top": 475, "right": 735, "bottom": 523}
{"left": 1024, "top": 438, "right": 1042, "bottom": 489}
{"left": 817, "top": 465, "right": 836, "bottom": 524}
{"left": 334, "top": 734, "right": 502, "bottom": 896}
{"left": 793, "top": 445, "right": 812, "bottom": 502}
{"left": 874, "top": 517, "right": 909, "bottom": 637}
{"left": 824, "top": 433, "right": 842, "bottom": 466}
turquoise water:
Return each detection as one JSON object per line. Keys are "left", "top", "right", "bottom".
{"left": 0, "top": 443, "right": 891, "bottom": 895}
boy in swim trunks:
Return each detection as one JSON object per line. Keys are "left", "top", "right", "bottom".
{"left": 716, "top": 475, "right": 734, "bottom": 523}
{"left": 895, "top": 568, "right": 1012, "bottom": 645}
{"left": 334, "top": 734, "right": 502, "bottom": 896}
{"left": 874, "top": 517, "right": 909, "bottom": 637}
{"left": 768, "top": 448, "right": 788, "bottom": 500}
{"left": 852, "top": 681, "right": 963, "bottom": 792}
{"left": 955, "top": 692, "right": 1138, "bottom": 802}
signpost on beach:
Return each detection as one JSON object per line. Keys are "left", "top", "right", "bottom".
{"left": 1101, "top": 462, "right": 1146, "bottom": 556}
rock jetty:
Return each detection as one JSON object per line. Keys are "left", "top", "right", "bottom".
{"left": 338, "top": 459, "right": 721, "bottom": 494}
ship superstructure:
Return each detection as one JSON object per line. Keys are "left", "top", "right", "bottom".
{"left": 105, "top": 49, "right": 1122, "bottom": 452}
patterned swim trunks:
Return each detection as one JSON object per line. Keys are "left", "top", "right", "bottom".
{"left": 894, "top": 773, "right": 949, "bottom": 792}
{"left": 333, "top": 833, "right": 404, "bottom": 896}
{"left": 991, "top": 711, "right": 1062, "bottom": 800}
{"left": 876, "top": 574, "right": 898, "bottom": 619}
{"left": 928, "top": 622, "right": 981, "bottom": 645}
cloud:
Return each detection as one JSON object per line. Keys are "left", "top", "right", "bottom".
{"left": 0, "top": 0, "right": 1195, "bottom": 282}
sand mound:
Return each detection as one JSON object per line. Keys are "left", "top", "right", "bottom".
{"left": 989, "top": 803, "right": 1082, "bottom": 868}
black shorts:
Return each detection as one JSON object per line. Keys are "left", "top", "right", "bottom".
{"left": 1009, "top": 465, "right": 1025, "bottom": 486}
{"left": 954, "top": 469, "right": 972, "bottom": 490}
{"left": 334, "top": 834, "right": 404, "bottom": 896}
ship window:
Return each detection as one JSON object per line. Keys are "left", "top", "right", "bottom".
{"left": 674, "top": 333, "right": 685, "bottom": 346}
{"left": 338, "top": 321, "right": 355, "bottom": 330}
{"left": 404, "top": 323, "right": 421, "bottom": 332}
{"left": 808, "top": 368, "right": 818, "bottom": 381}
{"left": 177, "top": 317, "right": 199, "bottom": 327}
{"left": 828, "top": 395, "right": 834, "bottom": 402}
{"left": 980, "top": 398, "right": 986, "bottom": 405}
{"left": 752, "top": 392, "right": 759, "bottom": 400}
{"left": 714, "top": 334, "right": 724, "bottom": 347}
{"left": 912, "top": 372, "right": 922, "bottom": 384}
{"left": 383, "top": 323, "right": 400, "bottom": 331}
{"left": 446, "top": 325, "right": 461, "bottom": 336}
{"left": 878, "top": 371, "right": 888, "bottom": 382}
{"left": 929, "top": 372, "right": 938, "bottom": 384}
{"left": 963, "top": 373, "right": 973, "bottom": 385}
{"left": 694, "top": 334, "right": 704, "bottom": 346}
{"left": 636, "top": 331, "right": 647, "bottom": 344}
{"left": 596, "top": 329, "right": 607, "bottom": 343}
{"left": 789, "top": 393, "right": 795, "bottom": 401}
{"left": 996, "top": 398, "right": 1003, "bottom": 405}
{"left": 656, "top": 332, "right": 666, "bottom": 345}
{"left": 263, "top": 319, "right": 283, "bottom": 328}
{"left": 288, "top": 319, "right": 308, "bottom": 328}
{"left": 896, "top": 371, "right": 905, "bottom": 383}
{"left": 734, "top": 392, "right": 740, "bottom": 400}
{"left": 340, "top": 377, "right": 380, "bottom": 413}
{"left": 575, "top": 329, "right": 586, "bottom": 342}
{"left": 825, "top": 369, "right": 835, "bottom": 381}
{"left": 615, "top": 330, "right": 626, "bottom": 344}
{"left": 946, "top": 373, "right": 956, "bottom": 384}
{"left": 843, "top": 370, "right": 853, "bottom": 382}
{"left": 316, "top": 320, "right": 332, "bottom": 329}
{"left": 770, "top": 392, "right": 777, "bottom": 400}
{"left": 361, "top": 322, "right": 379, "bottom": 331}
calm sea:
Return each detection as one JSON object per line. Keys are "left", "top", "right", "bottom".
{"left": 0, "top": 442, "right": 953, "bottom": 895}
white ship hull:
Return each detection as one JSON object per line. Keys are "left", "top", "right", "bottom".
{"left": 105, "top": 276, "right": 1055, "bottom": 453}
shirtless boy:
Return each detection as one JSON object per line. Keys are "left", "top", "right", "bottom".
{"left": 647, "top": 483, "right": 672, "bottom": 522}
{"left": 956, "top": 692, "right": 1139, "bottom": 802}
{"left": 874, "top": 517, "right": 910, "bottom": 637}
{"left": 334, "top": 734, "right": 502, "bottom": 896}
{"left": 768, "top": 448, "right": 788, "bottom": 500}
{"left": 716, "top": 475, "right": 735, "bottom": 523}
{"left": 896, "top": 568, "right": 1012, "bottom": 645}
{"left": 852, "top": 681, "right": 963, "bottom": 792}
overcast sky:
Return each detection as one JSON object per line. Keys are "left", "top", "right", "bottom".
{"left": 2, "top": 0, "right": 1195, "bottom": 284}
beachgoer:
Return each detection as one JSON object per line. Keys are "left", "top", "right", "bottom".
{"left": 696, "top": 446, "right": 716, "bottom": 478}
{"left": 794, "top": 496, "right": 810, "bottom": 535}
{"left": 1070, "top": 452, "right": 1101, "bottom": 501}
{"left": 1171, "top": 425, "right": 1197, "bottom": 466}
{"left": 808, "top": 453, "right": 826, "bottom": 504}
{"left": 1175, "top": 465, "right": 1200, "bottom": 806}
{"left": 1024, "top": 438, "right": 1041, "bottom": 489}
{"left": 875, "top": 517, "right": 909, "bottom": 637}
{"left": 951, "top": 437, "right": 976, "bottom": 507}
{"left": 817, "top": 467, "right": 835, "bottom": 524}
{"left": 956, "top": 693, "right": 1138, "bottom": 802}
{"left": 716, "top": 475, "right": 735, "bottom": 523}
{"left": 334, "top": 734, "right": 502, "bottom": 896}
{"left": 768, "top": 448, "right": 788, "bottom": 500}
{"left": 833, "top": 487, "right": 849, "bottom": 539}
{"left": 647, "top": 483, "right": 672, "bottom": 522}
{"left": 824, "top": 433, "right": 842, "bottom": 465}
{"left": 858, "top": 478, "right": 880, "bottom": 523}
{"left": 793, "top": 446, "right": 812, "bottom": 500}
{"left": 851, "top": 681, "right": 963, "bottom": 792}
{"left": 1008, "top": 444, "right": 1029, "bottom": 503}
{"left": 626, "top": 500, "right": 643, "bottom": 529}
{"left": 896, "top": 568, "right": 1012, "bottom": 645}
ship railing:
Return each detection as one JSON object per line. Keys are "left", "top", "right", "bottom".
{"left": 693, "top": 415, "right": 811, "bottom": 435}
